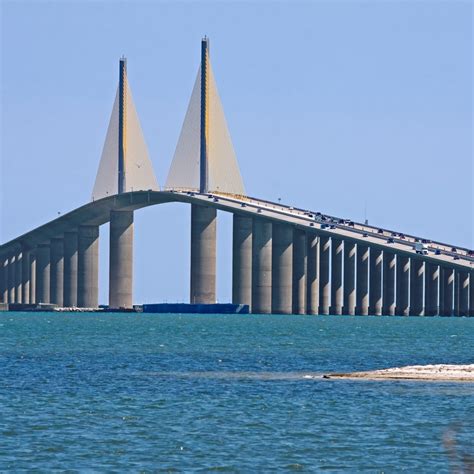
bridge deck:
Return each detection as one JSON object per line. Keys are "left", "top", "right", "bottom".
{"left": 0, "top": 190, "right": 472, "bottom": 271}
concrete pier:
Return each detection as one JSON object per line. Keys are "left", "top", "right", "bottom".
{"left": 63, "top": 231, "right": 78, "bottom": 307}
{"left": 306, "top": 234, "right": 319, "bottom": 314}
{"left": 36, "top": 244, "right": 50, "bottom": 304}
{"left": 383, "top": 252, "right": 396, "bottom": 316}
{"left": 77, "top": 225, "right": 99, "bottom": 308}
{"left": 272, "top": 223, "right": 293, "bottom": 314}
{"left": 8, "top": 256, "right": 16, "bottom": 304}
{"left": 410, "top": 258, "right": 425, "bottom": 316}
{"left": 109, "top": 210, "right": 134, "bottom": 309}
{"left": 29, "top": 252, "right": 36, "bottom": 304}
{"left": 232, "top": 214, "right": 252, "bottom": 307}
{"left": 15, "top": 253, "right": 22, "bottom": 303}
{"left": 369, "top": 248, "right": 383, "bottom": 315}
{"left": 21, "top": 250, "right": 30, "bottom": 304}
{"left": 470, "top": 272, "right": 474, "bottom": 317}
{"left": 356, "top": 244, "right": 369, "bottom": 315}
{"left": 343, "top": 241, "right": 356, "bottom": 315}
{"left": 251, "top": 218, "right": 272, "bottom": 314}
{"left": 425, "top": 264, "right": 439, "bottom": 316}
{"left": 319, "top": 236, "right": 330, "bottom": 315}
{"left": 330, "top": 238, "right": 343, "bottom": 315}
{"left": 441, "top": 267, "right": 454, "bottom": 316}
{"left": 0, "top": 259, "right": 6, "bottom": 303}
{"left": 190, "top": 204, "right": 216, "bottom": 304}
{"left": 306, "top": 235, "right": 319, "bottom": 315}
{"left": 50, "top": 238, "right": 64, "bottom": 307}
{"left": 458, "top": 271, "right": 469, "bottom": 317}
{"left": 292, "top": 229, "right": 307, "bottom": 315}
{"left": 396, "top": 255, "right": 410, "bottom": 316}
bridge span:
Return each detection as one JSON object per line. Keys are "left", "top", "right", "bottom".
{"left": 1, "top": 189, "right": 472, "bottom": 316}
{"left": 1, "top": 39, "right": 472, "bottom": 316}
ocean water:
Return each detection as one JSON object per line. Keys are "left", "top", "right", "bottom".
{"left": 0, "top": 313, "right": 473, "bottom": 472}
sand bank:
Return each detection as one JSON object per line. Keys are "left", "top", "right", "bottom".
{"left": 325, "top": 364, "right": 474, "bottom": 382}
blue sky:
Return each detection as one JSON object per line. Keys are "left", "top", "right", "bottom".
{"left": 1, "top": 1, "right": 472, "bottom": 304}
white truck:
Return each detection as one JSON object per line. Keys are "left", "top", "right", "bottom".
{"left": 414, "top": 242, "right": 428, "bottom": 255}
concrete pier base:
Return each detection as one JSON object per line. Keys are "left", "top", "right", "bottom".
{"left": 319, "top": 236, "right": 330, "bottom": 315}
{"left": 306, "top": 235, "right": 319, "bottom": 315}
{"left": 426, "top": 264, "right": 439, "bottom": 316}
{"left": 232, "top": 214, "right": 252, "bottom": 307}
{"left": 383, "top": 252, "right": 396, "bottom": 316}
{"left": 252, "top": 218, "right": 272, "bottom": 314}
{"left": 64, "top": 231, "right": 78, "bottom": 307}
{"left": 396, "top": 255, "right": 410, "bottom": 316}
{"left": 36, "top": 244, "right": 50, "bottom": 304}
{"left": 330, "top": 238, "right": 343, "bottom": 315}
{"left": 369, "top": 248, "right": 383, "bottom": 315}
{"left": 343, "top": 241, "right": 356, "bottom": 315}
{"left": 50, "top": 238, "right": 64, "bottom": 307}
{"left": 109, "top": 210, "right": 134, "bottom": 309}
{"left": 356, "top": 244, "right": 369, "bottom": 315}
{"left": 77, "top": 225, "right": 99, "bottom": 308}
{"left": 190, "top": 204, "right": 216, "bottom": 304}
{"left": 272, "top": 224, "right": 293, "bottom": 314}
{"left": 292, "top": 229, "right": 307, "bottom": 315}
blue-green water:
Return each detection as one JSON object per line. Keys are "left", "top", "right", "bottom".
{"left": 1, "top": 313, "right": 473, "bottom": 471}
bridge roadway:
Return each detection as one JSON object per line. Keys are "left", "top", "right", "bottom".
{"left": 0, "top": 190, "right": 472, "bottom": 316}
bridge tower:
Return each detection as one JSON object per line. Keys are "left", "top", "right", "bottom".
{"left": 90, "top": 57, "right": 159, "bottom": 309}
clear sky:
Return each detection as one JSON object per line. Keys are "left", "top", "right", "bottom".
{"left": 1, "top": 1, "right": 472, "bottom": 305}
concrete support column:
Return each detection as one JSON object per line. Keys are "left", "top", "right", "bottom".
{"left": 292, "top": 229, "right": 307, "bottom": 315}
{"left": 36, "top": 244, "right": 50, "bottom": 304}
{"left": 369, "top": 248, "right": 383, "bottom": 315}
{"left": 425, "top": 264, "right": 439, "bottom": 316}
{"left": 272, "top": 223, "right": 293, "bottom": 314}
{"left": 396, "top": 255, "right": 410, "bottom": 316}
{"left": 77, "top": 225, "right": 99, "bottom": 308}
{"left": 232, "top": 214, "right": 252, "bottom": 307}
{"left": 251, "top": 218, "right": 272, "bottom": 314}
{"left": 330, "top": 238, "right": 343, "bottom": 315}
{"left": 470, "top": 272, "right": 474, "bottom": 317}
{"left": 29, "top": 252, "right": 36, "bottom": 304}
{"left": 0, "top": 258, "right": 7, "bottom": 303}
{"left": 343, "top": 241, "right": 356, "bottom": 315}
{"left": 458, "top": 271, "right": 469, "bottom": 317}
{"left": 190, "top": 204, "right": 216, "bottom": 304}
{"left": 8, "top": 256, "right": 16, "bottom": 304}
{"left": 319, "top": 236, "right": 330, "bottom": 315}
{"left": 410, "top": 258, "right": 425, "bottom": 316}
{"left": 306, "top": 235, "right": 319, "bottom": 315}
{"left": 356, "top": 244, "right": 369, "bottom": 315}
{"left": 441, "top": 267, "right": 454, "bottom": 316}
{"left": 50, "top": 238, "right": 64, "bottom": 307}
{"left": 14, "top": 253, "right": 22, "bottom": 303}
{"left": 63, "top": 231, "right": 78, "bottom": 307}
{"left": 383, "top": 252, "right": 396, "bottom": 316}
{"left": 21, "top": 250, "right": 30, "bottom": 304}
{"left": 109, "top": 210, "right": 134, "bottom": 309}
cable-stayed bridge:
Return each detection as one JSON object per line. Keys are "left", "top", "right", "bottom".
{"left": 1, "top": 38, "right": 473, "bottom": 316}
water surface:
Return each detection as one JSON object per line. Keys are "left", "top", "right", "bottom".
{"left": 1, "top": 313, "right": 473, "bottom": 471}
